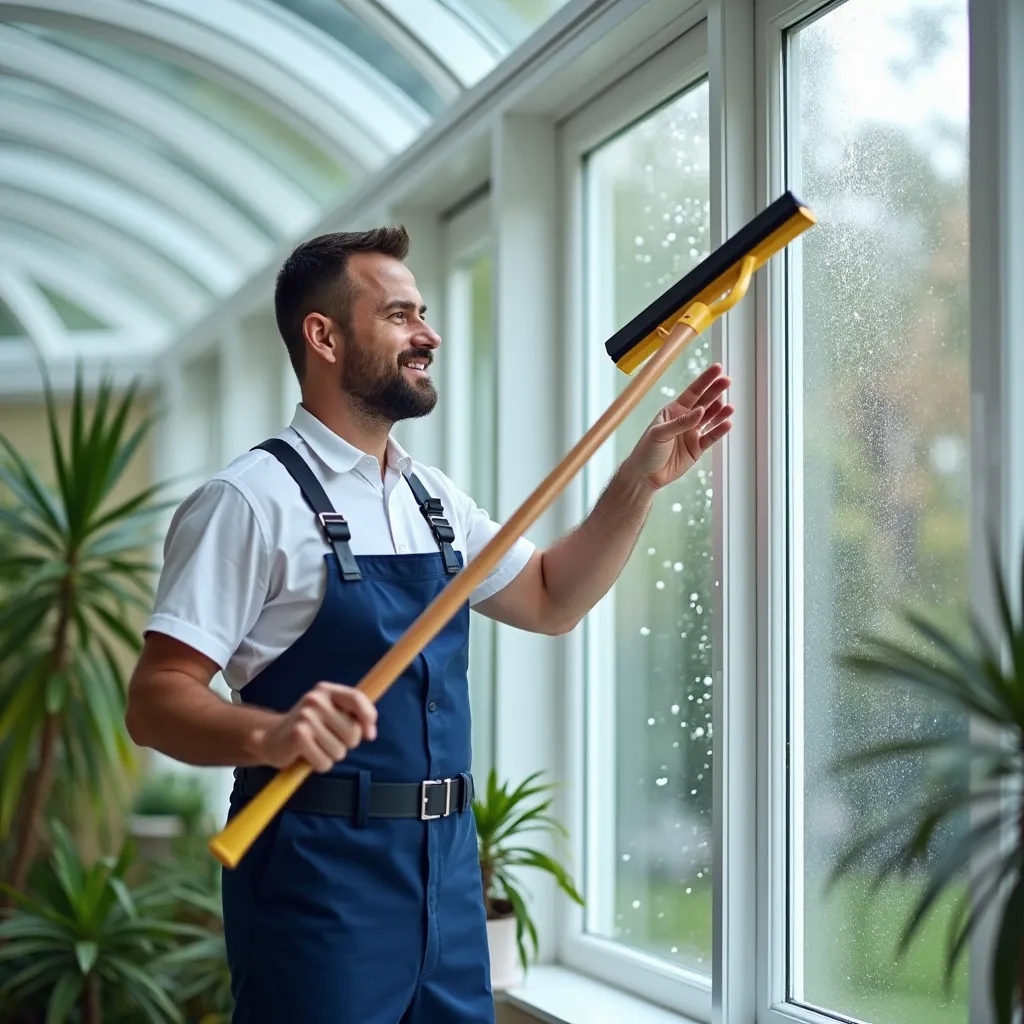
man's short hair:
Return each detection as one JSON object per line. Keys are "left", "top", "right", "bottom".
{"left": 274, "top": 226, "right": 410, "bottom": 380}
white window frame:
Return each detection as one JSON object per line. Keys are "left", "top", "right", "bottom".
{"left": 441, "top": 189, "right": 499, "bottom": 780}
{"left": 557, "top": 21, "right": 715, "bottom": 1020}
{"left": 753, "top": 2, "right": 1022, "bottom": 1024}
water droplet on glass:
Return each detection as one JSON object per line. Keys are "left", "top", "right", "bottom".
{"left": 640, "top": 626, "right": 650, "bottom": 636}
{"left": 632, "top": 900, "right": 641, "bottom": 909}
{"left": 656, "top": 777, "right": 668, "bottom": 786}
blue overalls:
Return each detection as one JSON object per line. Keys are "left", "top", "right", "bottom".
{"left": 221, "top": 439, "right": 494, "bottom": 1024}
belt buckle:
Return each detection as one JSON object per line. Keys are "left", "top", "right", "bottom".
{"left": 421, "top": 778, "right": 452, "bottom": 820}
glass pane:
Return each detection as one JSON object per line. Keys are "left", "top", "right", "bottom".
{"left": 451, "top": 247, "right": 497, "bottom": 780}
{"left": 458, "top": 0, "right": 573, "bottom": 45}
{"left": 0, "top": 219, "right": 179, "bottom": 319}
{"left": 0, "top": 75, "right": 277, "bottom": 232}
{"left": 16, "top": 25, "right": 350, "bottom": 202}
{"left": 36, "top": 283, "right": 107, "bottom": 331}
{"left": 582, "top": 80, "right": 712, "bottom": 972}
{"left": 787, "top": 2, "right": 970, "bottom": 1023}
{"left": 269, "top": 0, "right": 447, "bottom": 115}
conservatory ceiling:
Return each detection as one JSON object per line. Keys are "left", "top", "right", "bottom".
{"left": 0, "top": 0, "right": 570, "bottom": 369}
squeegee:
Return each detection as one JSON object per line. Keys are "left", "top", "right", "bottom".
{"left": 208, "top": 190, "right": 816, "bottom": 869}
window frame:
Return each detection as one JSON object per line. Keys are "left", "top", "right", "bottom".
{"left": 441, "top": 189, "right": 500, "bottom": 781}
{"left": 557, "top": 22, "right": 716, "bottom": 1020}
{"left": 753, "top": 2, "right": 1013, "bottom": 1024}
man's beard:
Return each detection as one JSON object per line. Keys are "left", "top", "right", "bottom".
{"left": 341, "top": 335, "right": 437, "bottom": 424}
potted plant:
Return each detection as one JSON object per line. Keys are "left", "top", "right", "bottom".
{"left": 472, "top": 768, "right": 583, "bottom": 990}
{"left": 0, "top": 820, "right": 208, "bottom": 1024}
{"left": 0, "top": 365, "right": 172, "bottom": 891}
{"left": 129, "top": 771, "right": 211, "bottom": 861}
{"left": 828, "top": 541, "right": 1024, "bottom": 1024}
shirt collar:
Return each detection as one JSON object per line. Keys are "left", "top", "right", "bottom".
{"left": 288, "top": 404, "right": 413, "bottom": 475}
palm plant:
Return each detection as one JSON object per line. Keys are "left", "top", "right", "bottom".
{"left": 0, "top": 821, "right": 204, "bottom": 1024}
{"left": 829, "top": 542, "right": 1024, "bottom": 1024}
{"left": 473, "top": 768, "right": 584, "bottom": 970}
{"left": 0, "top": 366, "right": 171, "bottom": 890}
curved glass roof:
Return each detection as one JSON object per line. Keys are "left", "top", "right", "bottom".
{"left": 0, "top": 0, "right": 572, "bottom": 366}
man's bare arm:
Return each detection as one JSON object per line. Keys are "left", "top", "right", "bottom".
{"left": 125, "top": 632, "right": 377, "bottom": 771}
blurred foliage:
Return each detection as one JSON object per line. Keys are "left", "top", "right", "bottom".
{"left": 829, "top": 540, "right": 1024, "bottom": 1024}
{"left": 0, "top": 367, "right": 171, "bottom": 891}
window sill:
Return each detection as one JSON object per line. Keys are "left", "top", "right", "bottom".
{"left": 496, "top": 965, "right": 699, "bottom": 1024}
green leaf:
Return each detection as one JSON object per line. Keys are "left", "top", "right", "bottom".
{"left": 992, "top": 869, "right": 1024, "bottom": 1024}
{"left": 843, "top": 644, "right": 1011, "bottom": 728}
{"left": 87, "top": 601, "right": 145, "bottom": 653}
{"left": 0, "top": 440, "right": 66, "bottom": 537}
{"left": 45, "top": 671, "right": 70, "bottom": 715}
{"left": 0, "top": 505, "right": 60, "bottom": 550}
{"left": 45, "top": 972, "right": 84, "bottom": 1024}
{"left": 0, "top": 720, "right": 40, "bottom": 834}
{"left": 74, "top": 941, "right": 98, "bottom": 976}
{"left": 945, "top": 849, "right": 1023, "bottom": 987}
{"left": 895, "top": 813, "right": 1006, "bottom": 956}
{"left": 104, "top": 954, "right": 184, "bottom": 1023}
{"left": 0, "top": 956, "right": 65, "bottom": 1006}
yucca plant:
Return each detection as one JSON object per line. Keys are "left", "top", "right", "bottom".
{"left": 829, "top": 541, "right": 1024, "bottom": 1024}
{"left": 0, "top": 365, "right": 172, "bottom": 891}
{"left": 473, "top": 768, "right": 584, "bottom": 970}
{"left": 0, "top": 821, "right": 203, "bottom": 1024}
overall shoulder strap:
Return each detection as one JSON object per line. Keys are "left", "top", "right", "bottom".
{"left": 404, "top": 471, "right": 460, "bottom": 576}
{"left": 253, "top": 438, "right": 361, "bottom": 582}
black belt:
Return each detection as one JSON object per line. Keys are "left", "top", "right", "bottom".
{"left": 238, "top": 766, "right": 474, "bottom": 820}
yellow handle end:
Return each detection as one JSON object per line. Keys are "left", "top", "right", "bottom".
{"left": 208, "top": 761, "right": 312, "bottom": 869}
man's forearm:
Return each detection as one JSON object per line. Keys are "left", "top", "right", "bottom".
{"left": 126, "top": 671, "right": 282, "bottom": 768}
{"left": 539, "top": 467, "right": 654, "bottom": 630}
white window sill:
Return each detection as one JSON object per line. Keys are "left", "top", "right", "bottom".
{"left": 496, "top": 965, "right": 699, "bottom": 1024}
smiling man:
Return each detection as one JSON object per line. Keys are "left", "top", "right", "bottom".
{"left": 124, "top": 226, "right": 733, "bottom": 1024}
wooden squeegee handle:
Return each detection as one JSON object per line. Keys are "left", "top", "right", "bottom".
{"left": 208, "top": 258, "right": 756, "bottom": 869}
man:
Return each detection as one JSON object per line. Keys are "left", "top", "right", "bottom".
{"left": 125, "top": 226, "right": 732, "bottom": 1024}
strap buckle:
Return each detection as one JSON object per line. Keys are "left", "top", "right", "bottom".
{"left": 427, "top": 514, "right": 456, "bottom": 544}
{"left": 318, "top": 511, "right": 351, "bottom": 541}
{"left": 420, "top": 778, "right": 453, "bottom": 820}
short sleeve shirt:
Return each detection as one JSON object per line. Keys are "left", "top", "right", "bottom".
{"left": 144, "top": 404, "right": 535, "bottom": 699}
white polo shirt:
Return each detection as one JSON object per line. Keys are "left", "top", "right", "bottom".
{"left": 145, "top": 404, "right": 535, "bottom": 699}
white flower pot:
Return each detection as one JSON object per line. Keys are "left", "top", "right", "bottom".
{"left": 127, "top": 814, "right": 183, "bottom": 838}
{"left": 487, "top": 915, "right": 524, "bottom": 991}
{"left": 127, "top": 814, "right": 183, "bottom": 861}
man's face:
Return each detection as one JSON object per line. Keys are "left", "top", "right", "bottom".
{"left": 335, "top": 252, "right": 441, "bottom": 423}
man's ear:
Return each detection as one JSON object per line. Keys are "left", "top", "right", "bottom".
{"left": 304, "top": 312, "right": 340, "bottom": 367}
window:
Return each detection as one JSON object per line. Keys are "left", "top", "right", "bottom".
{"left": 560, "top": 24, "right": 713, "bottom": 1016}
{"left": 443, "top": 194, "right": 498, "bottom": 781}
{"left": 782, "top": 2, "right": 971, "bottom": 1023}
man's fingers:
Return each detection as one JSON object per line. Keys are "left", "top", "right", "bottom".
{"left": 294, "top": 718, "right": 340, "bottom": 773}
{"left": 330, "top": 686, "right": 379, "bottom": 741}
{"left": 699, "top": 420, "right": 733, "bottom": 450}
{"left": 316, "top": 682, "right": 379, "bottom": 740}
{"left": 667, "top": 374, "right": 731, "bottom": 421}
{"left": 679, "top": 363, "right": 728, "bottom": 402}
{"left": 652, "top": 408, "right": 702, "bottom": 439}
{"left": 701, "top": 401, "right": 734, "bottom": 430}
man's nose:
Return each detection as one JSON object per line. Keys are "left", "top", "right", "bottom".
{"left": 415, "top": 322, "right": 442, "bottom": 349}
